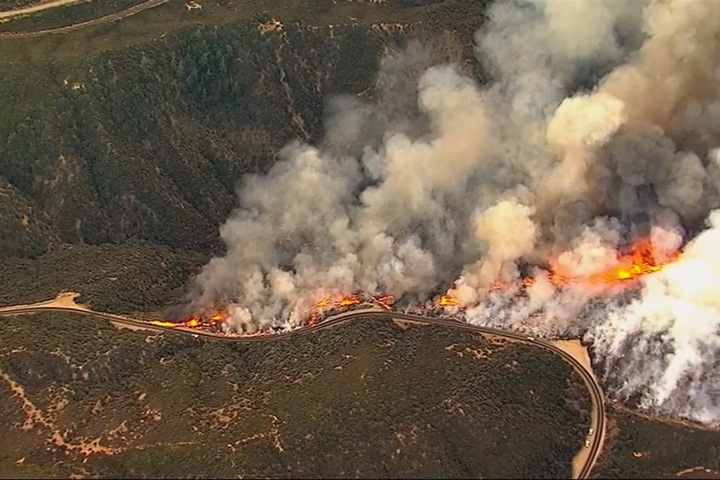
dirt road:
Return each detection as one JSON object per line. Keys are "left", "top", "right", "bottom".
{"left": 0, "top": 0, "right": 86, "bottom": 21}
{"left": 0, "top": 0, "right": 167, "bottom": 37}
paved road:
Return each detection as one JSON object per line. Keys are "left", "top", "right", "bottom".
{"left": 0, "top": 0, "right": 168, "bottom": 38}
{"left": 0, "top": 304, "right": 606, "bottom": 478}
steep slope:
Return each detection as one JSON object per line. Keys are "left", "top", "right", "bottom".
{"left": 0, "top": 11, "right": 477, "bottom": 258}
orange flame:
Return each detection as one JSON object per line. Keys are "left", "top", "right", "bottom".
{"left": 376, "top": 294, "right": 395, "bottom": 310}
{"left": 337, "top": 295, "right": 360, "bottom": 307}
{"left": 435, "top": 238, "right": 679, "bottom": 308}
{"left": 437, "top": 294, "right": 457, "bottom": 307}
{"left": 314, "top": 297, "right": 331, "bottom": 308}
{"left": 149, "top": 239, "right": 682, "bottom": 335}
{"left": 150, "top": 315, "right": 202, "bottom": 329}
{"left": 550, "top": 239, "right": 677, "bottom": 288}
{"left": 312, "top": 294, "right": 361, "bottom": 310}
{"left": 307, "top": 310, "right": 320, "bottom": 326}
{"left": 377, "top": 294, "right": 394, "bottom": 304}
{"left": 150, "top": 320, "right": 178, "bottom": 328}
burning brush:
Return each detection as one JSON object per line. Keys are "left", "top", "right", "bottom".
{"left": 150, "top": 238, "right": 679, "bottom": 335}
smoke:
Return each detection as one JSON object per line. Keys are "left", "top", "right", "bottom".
{"left": 187, "top": 0, "right": 720, "bottom": 424}
{"left": 588, "top": 210, "right": 720, "bottom": 423}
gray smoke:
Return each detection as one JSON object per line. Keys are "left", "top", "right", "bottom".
{"left": 188, "top": 0, "right": 720, "bottom": 424}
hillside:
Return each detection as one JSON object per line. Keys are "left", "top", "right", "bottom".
{"left": 0, "top": 242, "right": 208, "bottom": 313}
{"left": 0, "top": 313, "right": 590, "bottom": 478}
{"left": 5, "top": 2, "right": 720, "bottom": 479}
{"left": 0, "top": 0, "right": 483, "bottom": 261}
{"left": 593, "top": 405, "right": 720, "bottom": 479}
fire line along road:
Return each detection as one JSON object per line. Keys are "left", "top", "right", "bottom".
{"left": 0, "top": 303, "right": 606, "bottom": 479}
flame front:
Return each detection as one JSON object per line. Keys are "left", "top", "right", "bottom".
{"left": 148, "top": 238, "right": 682, "bottom": 336}
{"left": 376, "top": 294, "right": 395, "bottom": 310}
{"left": 550, "top": 239, "right": 677, "bottom": 288}
{"left": 150, "top": 320, "right": 178, "bottom": 328}
{"left": 337, "top": 295, "right": 360, "bottom": 307}
{"left": 433, "top": 238, "right": 679, "bottom": 310}
{"left": 437, "top": 294, "right": 457, "bottom": 307}
{"left": 149, "top": 313, "right": 217, "bottom": 329}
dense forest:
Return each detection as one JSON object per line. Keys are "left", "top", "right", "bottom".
{"left": 0, "top": 242, "right": 209, "bottom": 313}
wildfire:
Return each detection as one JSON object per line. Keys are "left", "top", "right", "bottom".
{"left": 297, "top": 293, "right": 363, "bottom": 326}
{"left": 146, "top": 238, "right": 682, "bottom": 336}
{"left": 551, "top": 239, "right": 678, "bottom": 287}
{"left": 375, "top": 294, "right": 395, "bottom": 310}
{"left": 149, "top": 313, "right": 215, "bottom": 329}
{"left": 150, "top": 320, "right": 178, "bottom": 328}
{"left": 434, "top": 238, "right": 680, "bottom": 309}
{"left": 314, "top": 297, "right": 331, "bottom": 308}
{"left": 337, "top": 295, "right": 361, "bottom": 307}
{"left": 437, "top": 294, "right": 458, "bottom": 307}
{"left": 310, "top": 294, "right": 362, "bottom": 310}
{"left": 307, "top": 310, "right": 320, "bottom": 326}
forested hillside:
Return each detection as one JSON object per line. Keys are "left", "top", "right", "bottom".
{"left": 0, "top": 2, "right": 482, "bottom": 260}
{"left": 1, "top": 22, "right": 375, "bottom": 255}
{"left": 0, "top": 313, "right": 589, "bottom": 478}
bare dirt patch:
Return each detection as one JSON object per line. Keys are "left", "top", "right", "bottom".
{"left": 0, "top": 369, "right": 119, "bottom": 455}
{"left": 0, "top": 291, "right": 88, "bottom": 313}
{"left": 553, "top": 339, "right": 602, "bottom": 479}
{"left": 392, "top": 319, "right": 411, "bottom": 329}
{"left": 553, "top": 340, "right": 594, "bottom": 377}
{"left": 677, "top": 466, "right": 720, "bottom": 479}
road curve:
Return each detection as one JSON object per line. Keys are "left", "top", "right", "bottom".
{"left": 0, "top": 0, "right": 168, "bottom": 38}
{"left": 0, "top": 304, "right": 605, "bottom": 479}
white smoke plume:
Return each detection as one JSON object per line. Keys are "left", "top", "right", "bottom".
{"left": 187, "top": 0, "right": 720, "bottom": 423}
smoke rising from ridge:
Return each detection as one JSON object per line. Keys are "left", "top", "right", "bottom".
{"left": 188, "top": 0, "right": 720, "bottom": 424}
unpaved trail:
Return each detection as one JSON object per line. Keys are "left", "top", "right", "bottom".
{"left": 0, "top": 369, "right": 119, "bottom": 455}
{"left": 553, "top": 339, "right": 604, "bottom": 479}
{"left": 0, "top": 0, "right": 168, "bottom": 38}
{"left": 0, "top": 0, "right": 86, "bottom": 21}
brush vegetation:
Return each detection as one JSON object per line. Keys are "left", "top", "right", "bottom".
{"left": 0, "top": 2, "right": 481, "bottom": 261}
{"left": 3, "top": 1, "right": 717, "bottom": 479}
{"left": 0, "top": 312, "right": 589, "bottom": 478}
{"left": 593, "top": 405, "right": 720, "bottom": 479}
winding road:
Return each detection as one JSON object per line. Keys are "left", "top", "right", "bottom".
{"left": 0, "top": 0, "right": 606, "bottom": 475}
{"left": 0, "top": 0, "right": 168, "bottom": 38}
{"left": 0, "top": 302, "right": 606, "bottom": 479}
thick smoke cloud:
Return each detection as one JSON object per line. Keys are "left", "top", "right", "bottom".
{"left": 188, "top": 0, "right": 720, "bottom": 424}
